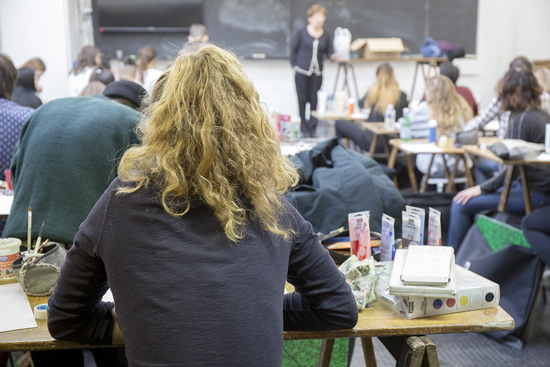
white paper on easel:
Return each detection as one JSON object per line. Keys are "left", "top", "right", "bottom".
{"left": 0, "top": 283, "right": 37, "bottom": 333}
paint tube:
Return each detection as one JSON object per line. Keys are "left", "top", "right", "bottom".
{"left": 402, "top": 211, "right": 421, "bottom": 248}
{"left": 406, "top": 206, "right": 425, "bottom": 245}
{"left": 380, "top": 214, "right": 395, "bottom": 261}
{"left": 427, "top": 207, "right": 442, "bottom": 246}
{"left": 348, "top": 211, "right": 371, "bottom": 260}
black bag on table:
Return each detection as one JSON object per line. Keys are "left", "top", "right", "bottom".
{"left": 455, "top": 223, "right": 544, "bottom": 349}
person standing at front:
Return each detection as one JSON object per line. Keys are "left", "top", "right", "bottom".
{"left": 291, "top": 4, "right": 339, "bottom": 138}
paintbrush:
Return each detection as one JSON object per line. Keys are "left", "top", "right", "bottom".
{"left": 27, "top": 207, "right": 32, "bottom": 252}
{"left": 34, "top": 221, "right": 45, "bottom": 254}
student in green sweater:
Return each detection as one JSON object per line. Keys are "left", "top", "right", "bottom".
{"left": 3, "top": 85, "right": 143, "bottom": 248}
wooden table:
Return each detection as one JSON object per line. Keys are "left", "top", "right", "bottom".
{"left": 362, "top": 122, "right": 398, "bottom": 159}
{"left": 0, "top": 294, "right": 514, "bottom": 367}
{"left": 333, "top": 57, "right": 448, "bottom": 101}
{"left": 464, "top": 144, "right": 550, "bottom": 214}
{"left": 387, "top": 139, "right": 473, "bottom": 193}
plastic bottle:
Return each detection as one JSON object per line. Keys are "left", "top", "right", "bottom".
{"left": 428, "top": 119, "right": 438, "bottom": 143}
{"left": 400, "top": 107, "right": 411, "bottom": 142}
{"left": 384, "top": 104, "right": 396, "bottom": 129}
{"left": 348, "top": 97, "right": 355, "bottom": 116}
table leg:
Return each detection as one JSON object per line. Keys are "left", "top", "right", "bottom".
{"left": 332, "top": 63, "right": 342, "bottom": 97}
{"left": 519, "top": 165, "right": 533, "bottom": 214}
{"left": 463, "top": 154, "right": 474, "bottom": 187}
{"left": 411, "top": 62, "right": 420, "bottom": 100}
{"left": 350, "top": 63, "right": 360, "bottom": 101}
{"left": 381, "top": 136, "right": 391, "bottom": 160}
{"left": 405, "top": 154, "right": 419, "bottom": 193}
{"left": 419, "top": 336, "right": 439, "bottom": 367}
{"left": 388, "top": 146, "right": 400, "bottom": 189}
{"left": 369, "top": 133, "right": 379, "bottom": 157}
{"left": 379, "top": 336, "right": 425, "bottom": 367}
{"left": 447, "top": 155, "right": 461, "bottom": 193}
{"left": 317, "top": 338, "right": 335, "bottom": 367}
{"left": 498, "top": 165, "right": 516, "bottom": 212}
{"left": 421, "top": 154, "right": 436, "bottom": 193}
{"left": 361, "top": 337, "right": 378, "bottom": 367}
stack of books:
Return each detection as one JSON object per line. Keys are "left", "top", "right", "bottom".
{"left": 377, "top": 246, "right": 500, "bottom": 319}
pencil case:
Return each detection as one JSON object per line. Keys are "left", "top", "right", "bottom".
{"left": 11, "top": 243, "right": 66, "bottom": 296}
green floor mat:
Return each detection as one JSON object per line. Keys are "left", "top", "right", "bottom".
{"left": 283, "top": 338, "right": 348, "bottom": 367}
{"left": 476, "top": 214, "right": 530, "bottom": 252}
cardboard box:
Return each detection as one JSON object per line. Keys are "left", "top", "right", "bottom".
{"left": 350, "top": 38, "right": 405, "bottom": 59}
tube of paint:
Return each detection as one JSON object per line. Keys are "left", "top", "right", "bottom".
{"left": 427, "top": 208, "right": 442, "bottom": 246}
{"left": 402, "top": 211, "right": 421, "bottom": 248}
{"left": 406, "top": 206, "right": 425, "bottom": 245}
{"left": 348, "top": 211, "right": 371, "bottom": 260}
{"left": 380, "top": 214, "right": 395, "bottom": 261}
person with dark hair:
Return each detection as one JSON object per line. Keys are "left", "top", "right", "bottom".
{"left": 134, "top": 45, "right": 163, "bottom": 94}
{"left": 439, "top": 62, "right": 478, "bottom": 115}
{"left": 291, "top": 4, "right": 340, "bottom": 137}
{"left": 13, "top": 67, "right": 43, "bottom": 108}
{"left": 68, "top": 45, "right": 101, "bottom": 96}
{"left": 89, "top": 66, "right": 115, "bottom": 86}
{"left": 102, "top": 80, "right": 147, "bottom": 110}
{"left": 463, "top": 56, "right": 534, "bottom": 184}
{"left": 46, "top": 43, "right": 357, "bottom": 366}
{"left": 21, "top": 57, "right": 46, "bottom": 93}
{"left": 335, "top": 62, "right": 408, "bottom": 151}
{"left": 448, "top": 68, "right": 550, "bottom": 251}
{"left": 0, "top": 54, "right": 35, "bottom": 181}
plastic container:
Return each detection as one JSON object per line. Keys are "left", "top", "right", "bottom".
{"left": 384, "top": 104, "right": 396, "bottom": 129}
{"left": 428, "top": 119, "right": 438, "bottom": 143}
{"left": 0, "top": 238, "right": 21, "bottom": 279}
{"left": 400, "top": 107, "right": 411, "bottom": 142}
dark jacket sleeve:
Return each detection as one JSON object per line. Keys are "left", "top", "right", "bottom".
{"left": 283, "top": 204, "right": 358, "bottom": 331}
{"left": 290, "top": 29, "right": 301, "bottom": 68}
{"left": 47, "top": 182, "right": 116, "bottom": 345}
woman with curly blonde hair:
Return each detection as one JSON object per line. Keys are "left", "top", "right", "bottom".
{"left": 409, "top": 75, "right": 473, "bottom": 177}
{"left": 47, "top": 43, "right": 357, "bottom": 366}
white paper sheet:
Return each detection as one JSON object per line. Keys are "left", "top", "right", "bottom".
{"left": 0, "top": 283, "right": 38, "bottom": 333}
{"left": 399, "top": 143, "right": 443, "bottom": 154}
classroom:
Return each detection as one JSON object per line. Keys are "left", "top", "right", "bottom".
{"left": 0, "top": 0, "right": 549, "bottom": 366}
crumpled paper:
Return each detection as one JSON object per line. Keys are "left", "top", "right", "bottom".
{"left": 338, "top": 255, "right": 380, "bottom": 310}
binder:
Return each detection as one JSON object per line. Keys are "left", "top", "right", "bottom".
{"left": 400, "top": 245, "right": 454, "bottom": 286}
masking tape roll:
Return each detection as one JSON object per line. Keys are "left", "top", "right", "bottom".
{"left": 34, "top": 303, "right": 48, "bottom": 320}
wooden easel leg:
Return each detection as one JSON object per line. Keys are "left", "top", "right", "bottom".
{"left": 419, "top": 336, "right": 439, "bottom": 367}
{"left": 361, "top": 336, "right": 378, "bottom": 367}
{"left": 498, "top": 165, "right": 515, "bottom": 212}
{"left": 317, "top": 338, "right": 335, "bottom": 367}
{"left": 379, "top": 336, "right": 425, "bottom": 367}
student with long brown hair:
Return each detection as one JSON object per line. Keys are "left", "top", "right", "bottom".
{"left": 449, "top": 68, "right": 550, "bottom": 251}
{"left": 47, "top": 43, "right": 358, "bottom": 366}
{"left": 335, "top": 63, "right": 408, "bottom": 151}
{"left": 67, "top": 45, "right": 101, "bottom": 96}
{"left": 134, "top": 45, "right": 163, "bottom": 94}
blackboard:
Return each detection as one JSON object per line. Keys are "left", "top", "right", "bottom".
{"left": 204, "top": 0, "right": 478, "bottom": 59}
{"left": 92, "top": 0, "right": 478, "bottom": 60}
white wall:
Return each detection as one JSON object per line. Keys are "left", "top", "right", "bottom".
{"left": 0, "top": 0, "right": 72, "bottom": 102}
{"left": 1, "top": 0, "right": 549, "bottom": 113}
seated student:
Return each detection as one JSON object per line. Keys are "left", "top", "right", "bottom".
{"left": 466, "top": 56, "right": 533, "bottom": 184}
{"left": 13, "top": 67, "right": 43, "bottom": 108}
{"left": 188, "top": 23, "right": 209, "bottom": 43}
{"left": 0, "top": 54, "right": 35, "bottom": 181}
{"left": 134, "top": 45, "right": 164, "bottom": 94}
{"left": 335, "top": 63, "right": 408, "bottom": 152}
{"left": 449, "top": 68, "right": 550, "bottom": 251}
{"left": 408, "top": 75, "right": 473, "bottom": 177}
{"left": 68, "top": 45, "right": 101, "bottom": 96}
{"left": 522, "top": 205, "right": 550, "bottom": 266}
{"left": 47, "top": 43, "right": 358, "bottom": 367}
{"left": 21, "top": 57, "right": 46, "bottom": 93}
{"left": 439, "top": 62, "right": 478, "bottom": 116}
{"left": 89, "top": 66, "right": 115, "bottom": 86}
{"left": 115, "top": 56, "right": 137, "bottom": 81}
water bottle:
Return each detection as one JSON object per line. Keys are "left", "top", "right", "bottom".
{"left": 384, "top": 104, "right": 396, "bottom": 129}
{"left": 428, "top": 119, "right": 438, "bottom": 143}
{"left": 400, "top": 107, "right": 411, "bottom": 141}
{"left": 546, "top": 123, "right": 550, "bottom": 154}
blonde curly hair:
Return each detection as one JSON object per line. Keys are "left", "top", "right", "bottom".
{"left": 425, "top": 75, "right": 473, "bottom": 136}
{"left": 117, "top": 44, "right": 299, "bottom": 242}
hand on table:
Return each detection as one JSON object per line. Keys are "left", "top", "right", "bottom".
{"left": 453, "top": 185, "right": 482, "bottom": 205}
